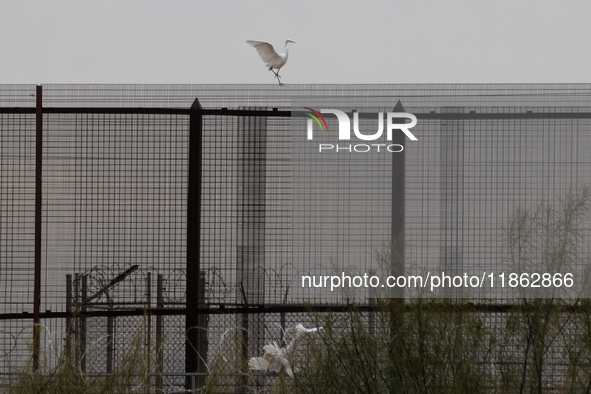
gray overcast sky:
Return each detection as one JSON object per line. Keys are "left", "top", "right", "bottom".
{"left": 1, "top": 0, "right": 590, "bottom": 84}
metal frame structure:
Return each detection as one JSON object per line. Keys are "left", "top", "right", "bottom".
{"left": 1, "top": 84, "right": 591, "bottom": 391}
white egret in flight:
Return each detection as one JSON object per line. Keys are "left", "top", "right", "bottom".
{"left": 246, "top": 39, "right": 295, "bottom": 86}
{"left": 248, "top": 324, "right": 320, "bottom": 377}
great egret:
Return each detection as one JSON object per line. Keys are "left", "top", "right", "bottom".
{"left": 246, "top": 39, "right": 295, "bottom": 86}
{"left": 248, "top": 324, "right": 320, "bottom": 377}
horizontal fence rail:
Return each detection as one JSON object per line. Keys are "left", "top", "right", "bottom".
{"left": 2, "top": 106, "right": 591, "bottom": 119}
{"left": 1, "top": 302, "right": 590, "bottom": 320}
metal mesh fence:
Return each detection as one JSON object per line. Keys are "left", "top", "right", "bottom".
{"left": 0, "top": 84, "right": 591, "bottom": 392}
{"left": 0, "top": 113, "right": 36, "bottom": 313}
{"left": 42, "top": 113, "right": 189, "bottom": 312}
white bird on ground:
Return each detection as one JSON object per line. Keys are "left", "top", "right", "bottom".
{"left": 248, "top": 324, "right": 320, "bottom": 378}
{"left": 246, "top": 40, "right": 295, "bottom": 86}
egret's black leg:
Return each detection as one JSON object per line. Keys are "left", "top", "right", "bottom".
{"left": 271, "top": 69, "right": 283, "bottom": 86}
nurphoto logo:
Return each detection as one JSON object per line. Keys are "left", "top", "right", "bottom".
{"left": 303, "top": 108, "right": 418, "bottom": 153}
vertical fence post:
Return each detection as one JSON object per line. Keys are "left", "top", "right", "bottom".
{"left": 106, "top": 299, "right": 113, "bottom": 373}
{"left": 145, "top": 272, "right": 151, "bottom": 393}
{"left": 280, "top": 311, "right": 286, "bottom": 347}
{"left": 390, "top": 101, "right": 406, "bottom": 334}
{"left": 236, "top": 111, "right": 267, "bottom": 391}
{"left": 156, "top": 274, "right": 164, "bottom": 392}
{"left": 33, "top": 85, "right": 43, "bottom": 370}
{"left": 368, "top": 270, "right": 376, "bottom": 337}
{"left": 74, "top": 273, "right": 80, "bottom": 368}
{"left": 440, "top": 107, "right": 465, "bottom": 299}
{"left": 391, "top": 100, "right": 406, "bottom": 297}
{"left": 197, "top": 271, "right": 208, "bottom": 389}
{"left": 241, "top": 313, "right": 249, "bottom": 393}
{"left": 65, "top": 274, "right": 72, "bottom": 360}
{"left": 81, "top": 275, "right": 87, "bottom": 374}
{"left": 186, "top": 97, "right": 204, "bottom": 389}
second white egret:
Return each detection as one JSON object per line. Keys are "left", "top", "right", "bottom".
{"left": 248, "top": 323, "right": 320, "bottom": 378}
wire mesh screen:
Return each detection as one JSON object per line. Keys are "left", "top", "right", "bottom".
{"left": 0, "top": 84, "right": 590, "bottom": 392}
{"left": 404, "top": 113, "right": 591, "bottom": 299}
{"left": 0, "top": 113, "right": 36, "bottom": 313}
{"left": 42, "top": 113, "right": 189, "bottom": 311}
{"left": 291, "top": 91, "right": 591, "bottom": 300}
{"left": 202, "top": 111, "right": 292, "bottom": 307}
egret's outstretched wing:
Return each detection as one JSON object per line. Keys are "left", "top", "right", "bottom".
{"left": 249, "top": 325, "right": 319, "bottom": 378}
{"left": 248, "top": 356, "right": 271, "bottom": 371}
{"left": 294, "top": 324, "right": 319, "bottom": 333}
{"left": 246, "top": 40, "right": 280, "bottom": 65}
